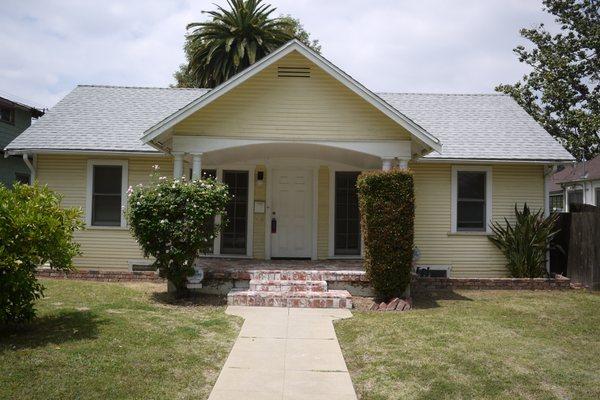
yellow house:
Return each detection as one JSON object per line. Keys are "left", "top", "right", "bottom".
{"left": 5, "top": 40, "right": 574, "bottom": 278}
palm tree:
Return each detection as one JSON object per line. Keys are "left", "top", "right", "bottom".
{"left": 185, "top": 0, "right": 295, "bottom": 88}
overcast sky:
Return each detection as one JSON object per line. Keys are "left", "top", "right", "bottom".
{"left": 0, "top": 0, "right": 557, "bottom": 109}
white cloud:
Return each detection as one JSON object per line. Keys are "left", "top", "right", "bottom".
{"left": 0, "top": 0, "right": 557, "bottom": 108}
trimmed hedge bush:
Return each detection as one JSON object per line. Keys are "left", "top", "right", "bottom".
{"left": 357, "top": 169, "right": 415, "bottom": 300}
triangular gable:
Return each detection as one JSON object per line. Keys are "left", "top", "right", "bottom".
{"left": 141, "top": 40, "right": 442, "bottom": 153}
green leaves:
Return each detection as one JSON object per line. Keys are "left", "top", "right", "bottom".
{"left": 357, "top": 170, "right": 415, "bottom": 301}
{"left": 174, "top": 0, "right": 321, "bottom": 88}
{"left": 488, "top": 203, "right": 561, "bottom": 278}
{"left": 0, "top": 182, "right": 83, "bottom": 323}
{"left": 126, "top": 176, "right": 230, "bottom": 292}
{"left": 496, "top": 0, "right": 599, "bottom": 161}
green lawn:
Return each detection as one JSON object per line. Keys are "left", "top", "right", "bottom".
{"left": 0, "top": 279, "right": 241, "bottom": 400}
{"left": 336, "top": 290, "right": 600, "bottom": 400}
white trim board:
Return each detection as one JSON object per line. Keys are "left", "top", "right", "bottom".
{"left": 141, "top": 40, "right": 442, "bottom": 153}
{"left": 450, "top": 165, "right": 493, "bottom": 234}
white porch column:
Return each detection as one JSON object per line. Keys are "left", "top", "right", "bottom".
{"left": 398, "top": 159, "right": 409, "bottom": 169}
{"left": 172, "top": 151, "right": 184, "bottom": 179}
{"left": 382, "top": 158, "right": 393, "bottom": 171}
{"left": 191, "top": 153, "right": 202, "bottom": 180}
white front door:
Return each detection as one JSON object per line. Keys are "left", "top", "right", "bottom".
{"left": 271, "top": 168, "right": 312, "bottom": 258}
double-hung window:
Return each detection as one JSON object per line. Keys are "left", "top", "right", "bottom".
{"left": 452, "top": 167, "right": 492, "bottom": 233}
{"left": 87, "top": 160, "right": 127, "bottom": 227}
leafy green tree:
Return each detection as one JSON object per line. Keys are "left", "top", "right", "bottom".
{"left": 127, "top": 169, "right": 230, "bottom": 292}
{"left": 496, "top": 0, "right": 599, "bottom": 161}
{"left": 0, "top": 183, "right": 83, "bottom": 323}
{"left": 174, "top": 0, "right": 321, "bottom": 88}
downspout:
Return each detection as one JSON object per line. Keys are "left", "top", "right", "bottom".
{"left": 23, "top": 153, "right": 36, "bottom": 183}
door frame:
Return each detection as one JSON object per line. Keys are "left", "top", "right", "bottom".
{"left": 265, "top": 163, "right": 318, "bottom": 260}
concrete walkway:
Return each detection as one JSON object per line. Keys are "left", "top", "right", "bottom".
{"left": 208, "top": 306, "right": 358, "bottom": 400}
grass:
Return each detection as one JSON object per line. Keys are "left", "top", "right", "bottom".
{"left": 336, "top": 290, "right": 600, "bottom": 400}
{"left": 0, "top": 279, "right": 241, "bottom": 400}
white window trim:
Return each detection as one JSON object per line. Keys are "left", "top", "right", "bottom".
{"left": 594, "top": 181, "right": 600, "bottom": 206}
{"left": 86, "top": 159, "right": 129, "bottom": 229}
{"left": 451, "top": 165, "right": 493, "bottom": 234}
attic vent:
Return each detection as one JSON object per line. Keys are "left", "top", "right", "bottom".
{"left": 278, "top": 66, "right": 311, "bottom": 78}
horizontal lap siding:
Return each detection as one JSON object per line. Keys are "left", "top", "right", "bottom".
{"left": 36, "top": 154, "right": 171, "bottom": 271}
{"left": 412, "top": 163, "right": 544, "bottom": 277}
{"left": 174, "top": 51, "right": 411, "bottom": 141}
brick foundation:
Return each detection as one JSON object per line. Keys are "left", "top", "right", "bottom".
{"left": 411, "top": 275, "right": 571, "bottom": 293}
{"left": 36, "top": 269, "right": 165, "bottom": 283}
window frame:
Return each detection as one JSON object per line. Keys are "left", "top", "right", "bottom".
{"left": 0, "top": 105, "right": 15, "bottom": 125}
{"left": 86, "top": 160, "right": 128, "bottom": 229}
{"left": 549, "top": 192, "right": 564, "bottom": 212}
{"left": 333, "top": 171, "right": 361, "bottom": 256}
{"left": 451, "top": 166, "right": 493, "bottom": 234}
{"left": 567, "top": 188, "right": 584, "bottom": 210}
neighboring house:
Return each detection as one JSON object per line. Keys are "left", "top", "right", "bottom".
{"left": 0, "top": 96, "right": 44, "bottom": 186}
{"left": 4, "top": 40, "right": 574, "bottom": 277}
{"left": 549, "top": 155, "right": 600, "bottom": 212}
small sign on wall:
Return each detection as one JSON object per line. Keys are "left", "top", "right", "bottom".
{"left": 254, "top": 201, "right": 265, "bottom": 213}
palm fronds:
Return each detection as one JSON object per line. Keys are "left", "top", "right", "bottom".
{"left": 488, "top": 203, "right": 561, "bottom": 278}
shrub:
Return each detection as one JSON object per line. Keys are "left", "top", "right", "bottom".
{"left": 357, "top": 169, "right": 415, "bottom": 300}
{"left": 127, "top": 172, "right": 229, "bottom": 292}
{"left": 0, "top": 183, "right": 83, "bottom": 324}
{"left": 488, "top": 203, "right": 560, "bottom": 278}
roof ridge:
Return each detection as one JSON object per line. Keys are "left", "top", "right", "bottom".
{"left": 376, "top": 92, "right": 508, "bottom": 97}
{"left": 77, "top": 84, "right": 210, "bottom": 91}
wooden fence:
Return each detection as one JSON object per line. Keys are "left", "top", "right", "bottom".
{"left": 550, "top": 205, "right": 600, "bottom": 290}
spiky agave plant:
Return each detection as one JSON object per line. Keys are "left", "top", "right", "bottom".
{"left": 186, "top": 0, "right": 294, "bottom": 88}
{"left": 488, "top": 204, "right": 561, "bottom": 278}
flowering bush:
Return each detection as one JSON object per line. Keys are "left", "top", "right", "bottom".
{"left": 126, "top": 167, "right": 230, "bottom": 291}
{"left": 0, "top": 183, "right": 83, "bottom": 323}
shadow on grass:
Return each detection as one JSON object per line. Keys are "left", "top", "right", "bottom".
{"left": 413, "top": 291, "right": 473, "bottom": 309}
{"left": 151, "top": 291, "right": 227, "bottom": 307}
{"left": 0, "top": 310, "right": 104, "bottom": 351}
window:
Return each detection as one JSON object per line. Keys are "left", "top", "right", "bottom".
{"left": 14, "top": 172, "right": 30, "bottom": 185}
{"left": 334, "top": 171, "right": 361, "bottom": 255}
{"left": 568, "top": 189, "right": 583, "bottom": 210}
{"left": 549, "top": 193, "right": 564, "bottom": 212}
{"left": 452, "top": 167, "right": 492, "bottom": 233}
{"left": 200, "top": 169, "right": 217, "bottom": 253}
{"left": 220, "top": 170, "right": 248, "bottom": 254}
{"left": 0, "top": 105, "right": 15, "bottom": 125}
{"left": 87, "top": 161, "right": 127, "bottom": 227}
{"left": 596, "top": 188, "right": 600, "bottom": 207}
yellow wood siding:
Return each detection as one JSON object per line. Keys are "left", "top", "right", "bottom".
{"left": 317, "top": 166, "right": 330, "bottom": 259}
{"left": 36, "top": 154, "right": 172, "bottom": 271}
{"left": 253, "top": 165, "right": 266, "bottom": 258}
{"left": 411, "top": 162, "right": 544, "bottom": 277}
{"left": 174, "top": 51, "right": 411, "bottom": 141}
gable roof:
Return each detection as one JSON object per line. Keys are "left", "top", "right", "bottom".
{"left": 140, "top": 40, "right": 443, "bottom": 154}
{"left": 552, "top": 155, "right": 600, "bottom": 186}
{"left": 379, "top": 93, "right": 574, "bottom": 162}
{"left": 6, "top": 85, "right": 208, "bottom": 153}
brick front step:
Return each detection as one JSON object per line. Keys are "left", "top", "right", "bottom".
{"left": 227, "top": 289, "right": 352, "bottom": 309}
{"left": 249, "top": 279, "right": 328, "bottom": 292}
{"left": 248, "top": 270, "right": 326, "bottom": 281}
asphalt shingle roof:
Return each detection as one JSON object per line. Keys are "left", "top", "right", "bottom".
{"left": 6, "top": 85, "right": 573, "bottom": 162}
{"left": 378, "top": 92, "right": 573, "bottom": 161}
{"left": 6, "top": 85, "right": 208, "bottom": 153}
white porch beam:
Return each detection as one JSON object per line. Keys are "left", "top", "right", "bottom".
{"left": 172, "top": 135, "right": 412, "bottom": 160}
{"left": 172, "top": 151, "right": 184, "bottom": 179}
{"left": 191, "top": 153, "right": 202, "bottom": 180}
